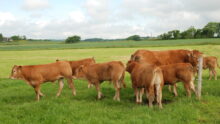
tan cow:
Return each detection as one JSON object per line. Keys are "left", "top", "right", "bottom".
{"left": 130, "top": 49, "right": 202, "bottom": 68}
{"left": 203, "top": 56, "right": 220, "bottom": 80}
{"left": 130, "top": 49, "right": 202, "bottom": 95}
{"left": 75, "top": 61, "right": 125, "bottom": 101}
{"left": 57, "top": 57, "right": 96, "bottom": 88}
{"left": 126, "top": 61, "right": 164, "bottom": 108}
{"left": 9, "top": 61, "right": 75, "bottom": 101}
{"left": 160, "top": 63, "right": 196, "bottom": 97}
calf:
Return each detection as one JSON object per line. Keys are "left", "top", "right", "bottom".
{"left": 203, "top": 56, "right": 220, "bottom": 80}
{"left": 75, "top": 61, "right": 125, "bottom": 101}
{"left": 9, "top": 61, "right": 75, "bottom": 101}
{"left": 126, "top": 61, "right": 164, "bottom": 108}
{"left": 57, "top": 57, "right": 96, "bottom": 88}
{"left": 160, "top": 63, "right": 196, "bottom": 97}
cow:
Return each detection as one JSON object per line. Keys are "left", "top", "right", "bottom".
{"left": 130, "top": 49, "right": 202, "bottom": 68}
{"left": 75, "top": 61, "right": 126, "bottom": 101}
{"left": 130, "top": 49, "right": 202, "bottom": 95}
{"left": 203, "top": 56, "right": 220, "bottom": 80}
{"left": 160, "top": 63, "right": 196, "bottom": 97}
{"left": 9, "top": 61, "right": 75, "bottom": 101}
{"left": 57, "top": 57, "right": 96, "bottom": 88}
{"left": 126, "top": 60, "right": 164, "bottom": 108}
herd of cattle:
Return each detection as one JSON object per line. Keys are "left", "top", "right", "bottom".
{"left": 9, "top": 49, "right": 219, "bottom": 108}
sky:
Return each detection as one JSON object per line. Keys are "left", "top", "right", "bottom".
{"left": 0, "top": 0, "right": 220, "bottom": 39}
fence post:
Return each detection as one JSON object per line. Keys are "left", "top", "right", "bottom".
{"left": 197, "top": 56, "right": 203, "bottom": 100}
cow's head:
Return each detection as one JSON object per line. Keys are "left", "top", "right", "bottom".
{"left": 130, "top": 54, "right": 141, "bottom": 62}
{"left": 126, "top": 60, "right": 137, "bottom": 73}
{"left": 75, "top": 65, "right": 87, "bottom": 79}
{"left": 10, "top": 65, "right": 23, "bottom": 79}
{"left": 188, "top": 50, "right": 203, "bottom": 67}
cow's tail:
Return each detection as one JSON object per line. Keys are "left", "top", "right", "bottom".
{"left": 151, "top": 67, "right": 163, "bottom": 108}
{"left": 120, "top": 70, "right": 126, "bottom": 88}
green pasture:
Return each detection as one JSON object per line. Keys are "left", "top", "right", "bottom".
{"left": 0, "top": 38, "right": 220, "bottom": 51}
{"left": 0, "top": 43, "right": 220, "bottom": 124}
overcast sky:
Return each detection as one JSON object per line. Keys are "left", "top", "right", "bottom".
{"left": 0, "top": 0, "right": 219, "bottom": 39}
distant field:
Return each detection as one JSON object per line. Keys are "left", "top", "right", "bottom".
{"left": 0, "top": 43, "right": 220, "bottom": 124}
{"left": 0, "top": 38, "right": 220, "bottom": 51}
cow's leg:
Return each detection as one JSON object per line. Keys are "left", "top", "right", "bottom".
{"left": 155, "top": 84, "right": 163, "bottom": 109}
{"left": 67, "top": 78, "right": 76, "bottom": 96}
{"left": 168, "top": 85, "right": 172, "bottom": 92}
{"left": 213, "top": 69, "right": 217, "bottom": 80}
{"left": 56, "top": 79, "right": 64, "bottom": 97}
{"left": 34, "top": 84, "right": 41, "bottom": 101}
{"left": 147, "top": 85, "right": 155, "bottom": 108}
{"left": 95, "top": 83, "right": 102, "bottom": 99}
{"left": 209, "top": 69, "right": 213, "bottom": 80}
{"left": 88, "top": 81, "right": 93, "bottom": 88}
{"left": 39, "top": 91, "right": 44, "bottom": 97}
{"left": 113, "top": 81, "right": 120, "bottom": 101}
{"left": 139, "top": 88, "right": 144, "bottom": 104}
{"left": 184, "top": 83, "right": 191, "bottom": 97}
{"left": 122, "top": 80, "right": 126, "bottom": 88}
{"left": 173, "top": 84, "right": 178, "bottom": 97}
{"left": 134, "top": 88, "right": 139, "bottom": 103}
{"left": 189, "top": 76, "right": 196, "bottom": 96}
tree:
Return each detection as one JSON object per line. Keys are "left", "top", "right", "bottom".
{"left": 65, "top": 35, "right": 81, "bottom": 43}
{"left": 168, "top": 30, "right": 180, "bottom": 39}
{"left": 194, "top": 29, "right": 203, "bottom": 38}
{"left": 0, "top": 33, "right": 3, "bottom": 42}
{"left": 126, "top": 35, "right": 141, "bottom": 41}
{"left": 11, "top": 35, "right": 21, "bottom": 41}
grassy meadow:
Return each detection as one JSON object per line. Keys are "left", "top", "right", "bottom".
{"left": 0, "top": 39, "right": 220, "bottom": 124}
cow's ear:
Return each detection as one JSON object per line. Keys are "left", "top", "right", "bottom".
{"left": 18, "top": 66, "right": 22, "bottom": 69}
{"left": 134, "top": 56, "right": 140, "bottom": 61}
{"left": 56, "top": 59, "right": 60, "bottom": 62}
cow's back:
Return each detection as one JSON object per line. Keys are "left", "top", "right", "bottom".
{"left": 21, "top": 61, "right": 72, "bottom": 82}
{"left": 132, "top": 49, "right": 190, "bottom": 65}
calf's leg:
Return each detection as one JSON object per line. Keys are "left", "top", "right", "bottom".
{"left": 209, "top": 69, "right": 213, "bottom": 80}
{"left": 134, "top": 88, "right": 140, "bottom": 103}
{"left": 56, "top": 79, "right": 64, "bottom": 97}
{"left": 113, "top": 81, "right": 120, "bottom": 101}
{"left": 34, "top": 84, "right": 41, "bottom": 101}
{"left": 147, "top": 85, "right": 155, "bottom": 108}
{"left": 67, "top": 78, "right": 76, "bottom": 96}
{"left": 95, "top": 83, "right": 103, "bottom": 99}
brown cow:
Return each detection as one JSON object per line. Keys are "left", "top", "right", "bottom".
{"left": 9, "top": 61, "right": 75, "bottom": 101}
{"left": 126, "top": 61, "right": 164, "bottom": 108}
{"left": 130, "top": 49, "right": 202, "bottom": 68}
{"left": 75, "top": 61, "right": 125, "bottom": 101}
{"left": 203, "top": 56, "right": 220, "bottom": 80}
{"left": 130, "top": 49, "right": 202, "bottom": 95}
{"left": 160, "top": 63, "right": 196, "bottom": 97}
{"left": 57, "top": 57, "right": 96, "bottom": 88}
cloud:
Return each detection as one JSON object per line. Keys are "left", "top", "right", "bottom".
{"left": 1, "top": 0, "right": 220, "bottom": 39}
{"left": 69, "top": 10, "right": 86, "bottom": 23}
{"left": 0, "top": 12, "right": 16, "bottom": 26}
{"left": 22, "top": 0, "right": 50, "bottom": 11}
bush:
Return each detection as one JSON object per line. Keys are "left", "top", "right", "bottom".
{"left": 65, "top": 35, "right": 81, "bottom": 43}
{"left": 126, "top": 35, "right": 141, "bottom": 41}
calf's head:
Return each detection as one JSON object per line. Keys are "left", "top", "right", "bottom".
{"left": 10, "top": 65, "right": 23, "bottom": 79}
{"left": 188, "top": 50, "right": 203, "bottom": 67}
{"left": 75, "top": 65, "right": 87, "bottom": 79}
{"left": 126, "top": 60, "right": 137, "bottom": 73}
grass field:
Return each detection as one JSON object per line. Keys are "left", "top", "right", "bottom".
{"left": 0, "top": 38, "right": 220, "bottom": 51}
{"left": 0, "top": 41, "right": 220, "bottom": 124}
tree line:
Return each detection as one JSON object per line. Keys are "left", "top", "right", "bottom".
{"left": 0, "top": 34, "right": 26, "bottom": 42}
{"left": 159, "top": 22, "right": 220, "bottom": 40}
